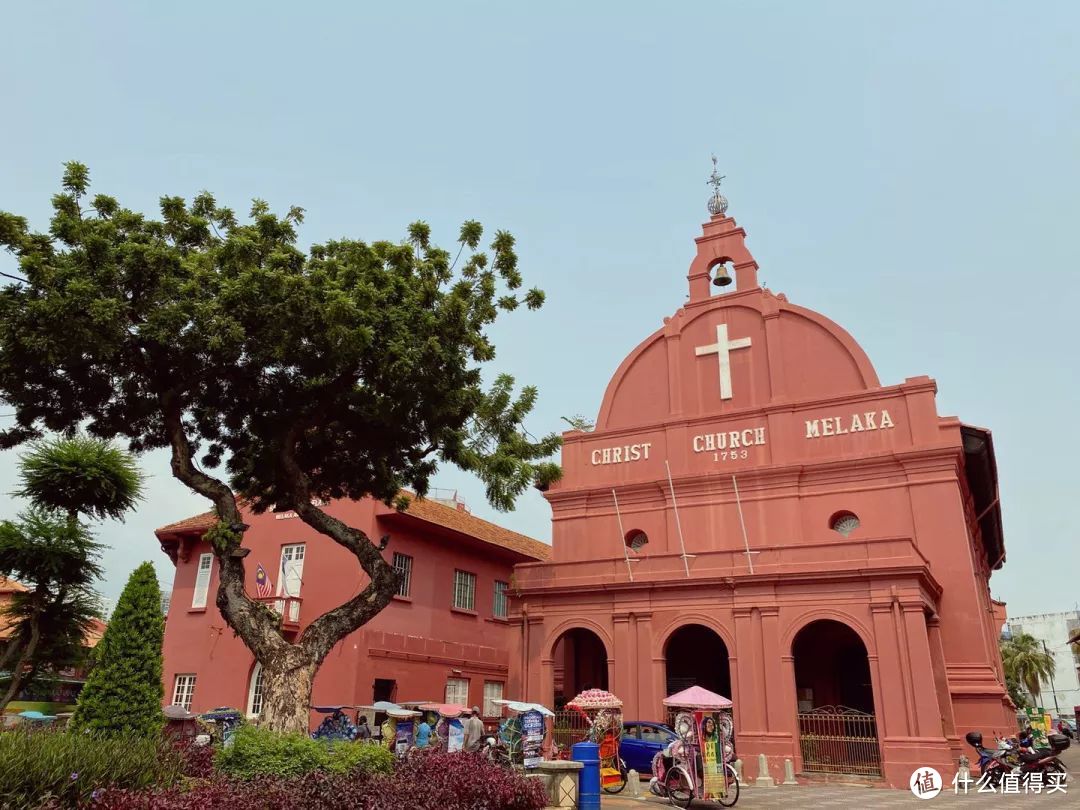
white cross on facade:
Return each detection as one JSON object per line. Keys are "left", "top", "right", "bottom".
{"left": 695, "top": 324, "right": 751, "bottom": 400}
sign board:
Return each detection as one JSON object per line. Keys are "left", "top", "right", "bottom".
{"left": 693, "top": 710, "right": 728, "bottom": 800}
{"left": 521, "top": 709, "right": 544, "bottom": 769}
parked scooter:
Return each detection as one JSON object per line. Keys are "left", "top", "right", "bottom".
{"left": 1012, "top": 728, "right": 1070, "bottom": 779}
{"left": 964, "top": 731, "right": 1009, "bottom": 787}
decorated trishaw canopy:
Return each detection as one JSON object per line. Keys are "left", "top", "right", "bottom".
{"left": 567, "top": 689, "right": 623, "bottom": 710}
{"left": 163, "top": 704, "right": 197, "bottom": 720}
{"left": 662, "top": 685, "right": 733, "bottom": 709}
{"left": 493, "top": 699, "right": 555, "bottom": 717}
{"left": 356, "top": 701, "right": 420, "bottom": 718}
{"left": 417, "top": 703, "right": 469, "bottom": 717}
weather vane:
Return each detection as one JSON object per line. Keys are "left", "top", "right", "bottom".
{"left": 707, "top": 155, "right": 729, "bottom": 216}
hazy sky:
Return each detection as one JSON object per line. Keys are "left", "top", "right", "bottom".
{"left": 1, "top": 2, "right": 1077, "bottom": 619}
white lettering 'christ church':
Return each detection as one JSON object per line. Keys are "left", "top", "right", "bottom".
{"left": 695, "top": 323, "right": 752, "bottom": 400}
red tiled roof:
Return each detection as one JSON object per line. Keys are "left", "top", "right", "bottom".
{"left": 154, "top": 494, "right": 550, "bottom": 562}
{"left": 155, "top": 509, "right": 218, "bottom": 535}
{"left": 393, "top": 493, "right": 550, "bottom": 561}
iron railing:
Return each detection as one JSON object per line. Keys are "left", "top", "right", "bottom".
{"left": 552, "top": 709, "right": 591, "bottom": 754}
{"left": 796, "top": 705, "right": 882, "bottom": 777}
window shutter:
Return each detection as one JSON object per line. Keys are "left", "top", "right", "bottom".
{"left": 192, "top": 554, "right": 213, "bottom": 609}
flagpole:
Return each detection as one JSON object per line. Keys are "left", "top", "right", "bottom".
{"left": 611, "top": 489, "right": 635, "bottom": 582}
{"left": 665, "top": 460, "right": 692, "bottom": 578}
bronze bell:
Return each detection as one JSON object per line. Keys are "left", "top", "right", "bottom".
{"left": 712, "top": 265, "right": 733, "bottom": 287}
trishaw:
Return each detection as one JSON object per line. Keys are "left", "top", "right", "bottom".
{"left": 491, "top": 699, "right": 556, "bottom": 767}
{"left": 566, "top": 689, "right": 628, "bottom": 794}
{"left": 357, "top": 701, "right": 420, "bottom": 755}
{"left": 651, "top": 685, "right": 738, "bottom": 807}
{"left": 310, "top": 704, "right": 360, "bottom": 741}
{"left": 408, "top": 702, "right": 469, "bottom": 751}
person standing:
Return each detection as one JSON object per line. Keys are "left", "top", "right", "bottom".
{"left": 356, "top": 715, "right": 371, "bottom": 741}
{"left": 416, "top": 715, "right": 433, "bottom": 748}
{"left": 463, "top": 706, "right": 485, "bottom": 752}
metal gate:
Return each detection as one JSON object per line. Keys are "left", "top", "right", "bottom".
{"left": 797, "top": 705, "right": 882, "bottom": 777}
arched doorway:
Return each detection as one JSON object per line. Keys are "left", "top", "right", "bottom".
{"left": 791, "top": 619, "right": 881, "bottom": 777}
{"left": 664, "top": 624, "right": 732, "bottom": 699}
{"left": 552, "top": 628, "right": 608, "bottom": 709}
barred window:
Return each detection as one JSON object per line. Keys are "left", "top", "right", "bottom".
{"left": 493, "top": 580, "right": 509, "bottom": 619}
{"left": 483, "top": 681, "right": 504, "bottom": 717}
{"left": 392, "top": 553, "right": 413, "bottom": 598}
{"left": 172, "top": 674, "right": 196, "bottom": 710}
{"left": 452, "top": 570, "right": 476, "bottom": 611}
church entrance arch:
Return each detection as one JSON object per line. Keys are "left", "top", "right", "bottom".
{"left": 663, "top": 623, "right": 731, "bottom": 699}
{"left": 792, "top": 619, "right": 881, "bottom": 777}
{"left": 552, "top": 627, "right": 608, "bottom": 709}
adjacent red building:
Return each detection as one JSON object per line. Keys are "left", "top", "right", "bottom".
{"left": 508, "top": 197, "right": 1013, "bottom": 787}
{"left": 156, "top": 492, "right": 547, "bottom": 727}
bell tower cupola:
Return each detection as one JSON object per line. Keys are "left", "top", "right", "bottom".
{"left": 688, "top": 157, "right": 760, "bottom": 301}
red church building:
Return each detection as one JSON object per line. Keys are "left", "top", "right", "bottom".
{"left": 156, "top": 491, "right": 547, "bottom": 726}
{"left": 507, "top": 184, "right": 1013, "bottom": 787}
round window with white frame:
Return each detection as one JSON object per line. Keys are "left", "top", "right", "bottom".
{"left": 247, "top": 662, "right": 264, "bottom": 719}
{"left": 830, "top": 512, "right": 861, "bottom": 538}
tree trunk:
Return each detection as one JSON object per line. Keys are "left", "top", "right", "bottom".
{"left": 162, "top": 396, "right": 400, "bottom": 735}
{"left": 256, "top": 648, "right": 319, "bottom": 733}
{"left": 0, "top": 619, "right": 41, "bottom": 712}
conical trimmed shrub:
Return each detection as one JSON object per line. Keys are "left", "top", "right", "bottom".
{"left": 72, "top": 562, "right": 164, "bottom": 735}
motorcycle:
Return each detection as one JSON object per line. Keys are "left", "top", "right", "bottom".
{"left": 1012, "top": 728, "right": 1070, "bottom": 780}
{"left": 964, "top": 731, "right": 1009, "bottom": 787}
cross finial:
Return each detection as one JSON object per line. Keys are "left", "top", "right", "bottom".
{"left": 706, "top": 155, "right": 729, "bottom": 216}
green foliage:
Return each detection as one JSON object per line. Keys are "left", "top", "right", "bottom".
{"left": 1001, "top": 632, "right": 1056, "bottom": 700}
{"left": 0, "top": 162, "right": 560, "bottom": 512}
{"left": 0, "top": 728, "right": 183, "bottom": 810}
{"left": 17, "top": 436, "right": 144, "bottom": 521}
{"left": 214, "top": 725, "right": 393, "bottom": 780}
{"left": 71, "top": 563, "right": 164, "bottom": 736}
{"left": 0, "top": 509, "right": 103, "bottom": 590}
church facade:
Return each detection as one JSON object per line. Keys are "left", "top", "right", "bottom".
{"left": 507, "top": 200, "right": 1013, "bottom": 787}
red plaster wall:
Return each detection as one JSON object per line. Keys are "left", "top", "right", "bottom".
{"left": 162, "top": 498, "right": 524, "bottom": 726}
{"left": 511, "top": 214, "right": 1014, "bottom": 788}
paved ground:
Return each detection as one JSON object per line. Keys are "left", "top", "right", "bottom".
{"left": 598, "top": 747, "right": 1080, "bottom": 808}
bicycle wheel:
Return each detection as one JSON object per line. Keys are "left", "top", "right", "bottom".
{"left": 602, "top": 760, "right": 628, "bottom": 794}
{"left": 665, "top": 767, "right": 693, "bottom": 808}
{"left": 717, "top": 762, "right": 740, "bottom": 807}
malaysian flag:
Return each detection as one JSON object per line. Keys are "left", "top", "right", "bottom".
{"left": 255, "top": 564, "right": 273, "bottom": 598}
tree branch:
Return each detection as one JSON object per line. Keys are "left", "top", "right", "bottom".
{"left": 276, "top": 425, "right": 399, "bottom": 664}
{"left": 161, "top": 393, "right": 285, "bottom": 661}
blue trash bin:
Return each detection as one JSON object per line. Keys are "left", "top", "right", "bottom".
{"left": 572, "top": 741, "right": 600, "bottom": 810}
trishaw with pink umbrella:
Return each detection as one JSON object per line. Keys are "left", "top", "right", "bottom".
{"left": 651, "top": 685, "right": 739, "bottom": 807}
{"left": 566, "top": 688, "right": 629, "bottom": 794}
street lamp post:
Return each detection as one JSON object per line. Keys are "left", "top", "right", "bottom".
{"left": 1043, "top": 640, "right": 1062, "bottom": 719}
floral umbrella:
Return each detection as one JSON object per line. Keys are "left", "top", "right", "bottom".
{"left": 566, "top": 689, "right": 623, "bottom": 711}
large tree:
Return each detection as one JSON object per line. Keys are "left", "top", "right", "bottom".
{"left": 0, "top": 163, "right": 560, "bottom": 731}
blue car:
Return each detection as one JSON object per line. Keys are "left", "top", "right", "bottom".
{"left": 620, "top": 721, "right": 677, "bottom": 774}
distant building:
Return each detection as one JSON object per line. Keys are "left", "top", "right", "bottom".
{"left": 155, "top": 491, "right": 548, "bottom": 727}
{"left": 1008, "top": 611, "right": 1080, "bottom": 717}
{"left": 0, "top": 576, "right": 107, "bottom": 711}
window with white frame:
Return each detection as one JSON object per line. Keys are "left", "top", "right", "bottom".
{"left": 172, "top": 674, "right": 197, "bottom": 710}
{"left": 192, "top": 553, "right": 213, "bottom": 609}
{"left": 277, "top": 544, "right": 306, "bottom": 597}
{"left": 493, "top": 580, "right": 509, "bottom": 619}
{"left": 452, "top": 570, "right": 476, "bottom": 611}
{"left": 247, "top": 663, "right": 265, "bottom": 719}
{"left": 445, "top": 677, "right": 469, "bottom": 706}
{"left": 483, "top": 681, "right": 504, "bottom": 717}
{"left": 392, "top": 553, "right": 413, "bottom": 598}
